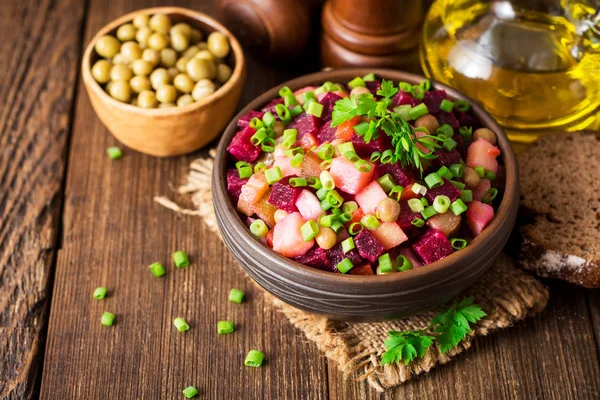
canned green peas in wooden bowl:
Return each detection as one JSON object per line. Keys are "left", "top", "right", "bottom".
{"left": 82, "top": 7, "right": 246, "bottom": 157}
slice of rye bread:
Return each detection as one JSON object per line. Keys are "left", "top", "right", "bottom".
{"left": 518, "top": 131, "right": 600, "bottom": 288}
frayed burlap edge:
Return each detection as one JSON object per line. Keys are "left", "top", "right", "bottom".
{"left": 155, "top": 152, "right": 550, "bottom": 392}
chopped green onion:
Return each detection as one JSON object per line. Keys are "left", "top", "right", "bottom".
{"left": 439, "top": 99, "right": 454, "bottom": 113}
{"left": 284, "top": 93, "right": 298, "bottom": 107}
{"left": 275, "top": 103, "right": 292, "bottom": 124}
{"left": 244, "top": 350, "right": 265, "bottom": 367}
{"left": 265, "top": 167, "right": 283, "bottom": 184}
{"left": 306, "top": 102, "right": 324, "bottom": 118}
{"left": 377, "top": 174, "right": 396, "bottom": 193}
{"left": 290, "top": 153, "right": 304, "bottom": 167}
{"left": 173, "top": 317, "right": 190, "bottom": 332}
{"left": 484, "top": 170, "right": 497, "bottom": 180}
{"left": 217, "top": 320, "right": 235, "bottom": 334}
{"left": 349, "top": 76, "right": 366, "bottom": 89}
{"left": 450, "top": 199, "right": 468, "bottom": 215}
{"left": 317, "top": 143, "right": 334, "bottom": 160}
{"left": 173, "top": 250, "right": 190, "bottom": 268}
{"left": 254, "top": 162, "right": 267, "bottom": 173}
{"left": 408, "top": 103, "right": 429, "bottom": 120}
{"left": 474, "top": 166, "right": 485, "bottom": 177}
{"left": 399, "top": 82, "right": 413, "bottom": 92}
{"left": 261, "top": 137, "right": 276, "bottom": 152}
{"left": 411, "top": 182, "right": 427, "bottom": 196}
{"left": 482, "top": 188, "right": 499, "bottom": 204}
{"left": 289, "top": 104, "right": 303, "bottom": 117}
{"left": 250, "top": 219, "right": 268, "bottom": 238}
{"left": 436, "top": 124, "right": 454, "bottom": 138}
{"left": 149, "top": 262, "right": 165, "bottom": 277}
{"left": 262, "top": 111, "right": 276, "bottom": 128}
{"left": 182, "top": 386, "right": 199, "bottom": 398}
{"left": 411, "top": 218, "right": 425, "bottom": 227}
{"left": 354, "top": 160, "right": 372, "bottom": 172}
{"left": 343, "top": 201, "right": 358, "bottom": 214}
{"left": 421, "top": 206, "right": 438, "bottom": 220}
{"left": 380, "top": 149, "right": 394, "bottom": 164}
{"left": 332, "top": 207, "right": 342, "bottom": 216}
{"left": 106, "top": 146, "right": 123, "bottom": 160}
{"left": 397, "top": 255, "right": 414, "bottom": 271}
{"left": 345, "top": 151, "right": 360, "bottom": 162}
{"left": 460, "top": 190, "right": 473, "bottom": 203}
{"left": 319, "top": 214, "right": 334, "bottom": 227}
{"left": 348, "top": 222, "right": 363, "bottom": 235}
{"left": 393, "top": 105, "right": 411, "bottom": 121}
{"left": 289, "top": 177, "right": 307, "bottom": 187}
{"left": 307, "top": 177, "right": 322, "bottom": 189}
{"left": 450, "top": 180, "right": 466, "bottom": 190}
{"left": 433, "top": 195, "right": 451, "bottom": 213}
{"left": 250, "top": 117, "right": 264, "bottom": 130}
{"left": 301, "top": 220, "right": 320, "bottom": 241}
{"left": 101, "top": 312, "right": 115, "bottom": 326}
{"left": 361, "top": 214, "right": 380, "bottom": 230}
{"left": 353, "top": 121, "right": 369, "bottom": 136}
{"left": 336, "top": 258, "right": 354, "bottom": 274}
{"left": 320, "top": 171, "right": 335, "bottom": 190}
{"left": 282, "top": 129, "right": 297, "bottom": 149}
{"left": 229, "top": 288, "right": 245, "bottom": 304}
{"left": 316, "top": 186, "right": 329, "bottom": 200}
{"left": 420, "top": 197, "right": 429, "bottom": 207}
{"left": 408, "top": 198, "right": 424, "bottom": 213}
{"left": 443, "top": 137, "right": 457, "bottom": 151}
{"left": 378, "top": 253, "right": 394, "bottom": 273}
{"left": 419, "top": 79, "right": 431, "bottom": 91}
{"left": 320, "top": 198, "right": 332, "bottom": 211}
{"left": 250, "top": 128, "right": 268, "bottom": 146}
{"left": 450, "top": 238, "right": 468, "bottom": 250}
{"left": 370, "top": 151, "right": 381, "bottom": 162}
{"left": 236, "top": 161, "right": 253, "bottom": 178}
{"left": 425, "top": 172, "right": 444, "bottom": 189}
{"left": 459, "top": 126, "right": 473, "bottom": 142}
{"left": 454, "top": 99, "right": 471, "bottom": 112}
{"left": 330, "top": 219, "right": 344, "bottom": 233}
{"left": 388, "top": 185, "right": 403, "bottom": 201}
{"left": 320, "top": 159, "right": 333, "bottom": 170}
{"left": 363, "top": 73, "right": 376, "bottom": 81}
{"left": 338, "top": 211, "right": 352, "bottom": 223}
{"left": 93, "top": 287, "right": 107, "bottom": 300}
{"left": 437, "top": 165, "right": 453, "bottom": 180}
{"left": 449, "top": 163, "right": 464, "bottom": 178}
{"left": 326, "top": 190, "right": 344, "bottom": 208}
{"left": 411, "top": 85, "right": 424, "bottom": 100}
{"left": 342, "top": 237, "right": 355, "bottom": 253}
{"left": 279, "top": 86, "right": 293, "bottom": 98}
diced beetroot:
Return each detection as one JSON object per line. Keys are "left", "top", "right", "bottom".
{"left": 353, "top": 229, "right": 386, "bottom": 263}
{"left": 226, "top": 169, "right": 248, "bottom": 201}
{"left": 376, "top": 162, "right": 416, "bottom": 187}
{"left": 425, "top": 178, "right": 461, "bottom": 203}
{"left": 431, "top": 149, "right": 461, "bottom": 168}
{"left": 435, "top": 111, "right": 460, "bottom": 129}
{"left": 294, "top": 246, "right": 335, "bottom": 272}
{"left": 350, "top": 264, "right": 374, "bottom": 275}
{"left": 272, "top": 212, "right": 314, "bottom": 258}
{"left": 317, "top": 120, "right": 338, "bottom": 144}
{"left": 237, "top": 110, "right": 264, "bottom": 130}
{"left": 355, "top": 181, "right": 388, "bottom": 215}
{"left": 227, "top": 126, "right": 260, "bottom": 162}
{"left": 268, "top": 181, "right": 302, "bottom": 213}
{"left": 397, "top": 200, "right": 423, "bottom": 232}
{"left": 455, "top": 111, "right": 481, "bottom": 129}
{"left": 318, "top": 92, "right": 342, "bottom": 123}
{"left": 473, "top": 179, "right": 491, "bottom": 201}
{"left": 371, "top": 222, "right": 408, "bottom": 250}
{"left": 329, "top": 156, "right": 374, "bottom": 194}
{"left": 350, "top": 132, "right": 389, "bottom": 158}
{"left": 295, "top": 189, "right": 324, "bottom": 221}
{"left": 466, "top": 138, "right": 501, "bottom": 173}
{"left": 261, "top": 97, "right": 284, "bottom": 114}
{"left": 453, "top": 133, "right": 467, "bottom": 157}
{"left": 317, "top": 90, "right": 346, "bottom": 102}
{"left": 423, "top": 90, "right": 448, "bottom": 113}
{"left": 392, "top": 91, "right": 420, "bottom": 107}
{"left": 365, "top": 80, "right": 381, "bottom": 95}
{"left": 336, "top": 228, "right": 350, "bottom": 244}
{"left": 326, "top": 243, "right": 363, "bottom": 268}
{"left": 466, "top": 200, "right": 494, "bottom": 236}
{"left": 252, "top": 190, "right": 277, "bottom": 228}
{"left": 411, "top": 229, "right": 454, "bottom": 265}
{"left": 288, "top": 113, "right": 321, "bottom": 138}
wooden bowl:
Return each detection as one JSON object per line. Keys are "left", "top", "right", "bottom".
{"left": 212, "top": 69, "right": 519, "bottom": 321}
{"left": 82, "top": 7, "right": 246, "bottom": 157}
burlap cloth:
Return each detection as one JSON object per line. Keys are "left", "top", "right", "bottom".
{"left": 155, "top": 150, "right": 549, "bottom": 392}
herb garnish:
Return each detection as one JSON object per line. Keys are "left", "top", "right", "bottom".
{"left": 331, "top": 79, "right": 443, "bottom": 173}
{"left": 381, "top": 297, "right": 486, "bottom": 365}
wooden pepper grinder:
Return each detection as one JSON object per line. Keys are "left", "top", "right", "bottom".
{"left": 321, "top": 0, "right": 424, "bottom": 71}
{"left": 216, "top": 0, "right": 324, "bottom": 60}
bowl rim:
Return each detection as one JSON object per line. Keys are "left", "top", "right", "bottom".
{"left": 81, "top": 6, "right": 245, "bottom": 116}
{"left": 213, "top": 68, "right": 519, "bottom": 289}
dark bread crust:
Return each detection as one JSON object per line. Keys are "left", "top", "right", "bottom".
{"left": 518, "top": 131, "right": 600, "bottom": 288}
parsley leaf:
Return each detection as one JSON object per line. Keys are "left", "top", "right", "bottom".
{"left": 431, "top": 297, "right": 487, "bottom": 354}
{"left": 377, "top": 79, "right": 399, "bottom": 99}
{"left": 331, "top": 96, "right": 358, "bottom": 127}
{"left": 381, "top": 331, "right": 434, "bottom": 365}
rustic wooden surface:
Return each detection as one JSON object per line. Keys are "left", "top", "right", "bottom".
{"left": 0, "top": 0, "right": 599, "bottom": 399}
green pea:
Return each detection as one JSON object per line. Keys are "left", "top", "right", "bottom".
{"left": 110, "top": 64, "right": 133, "bottom": 82}
{"left": 95, "top": 35, "right": 120, "bottom": 58}
{"left": 130, "top": 76, "right": 151, "bottom": 93}
{"left": 177, "top": 94, "right": 195, "bottom": 107}
{"left": 148, "top": 32, "right": 168, "bottom": 51}
{"left": 109, "top": 80, "right": 131, "bottom": 102}
{"left": 137, "top": 90, "right": 158, "bottom": 108}
{"left": 173, "top": 73, "right": 195, "bottom": 93}
{"left": 116, "top": 23, "right": 137, "bottom": 42}
{"left": 149, "top": 14, "right": 172, "bottom": 34}
{"left": 207, "top": 31, "right": 230, "bottom": 58}
{"left": 91, "top": 60, "right": 112, "bottom": 84}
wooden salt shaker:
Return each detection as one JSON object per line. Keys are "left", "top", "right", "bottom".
{"left": 321, "top": 0, "right": 424, "bottom": 71}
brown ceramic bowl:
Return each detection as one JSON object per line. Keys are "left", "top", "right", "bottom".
{"left": 82, "top": 7, "right": 246, "bottom": 157}
{"left": 213, "top": 69, "right": 519, "bottom": 321}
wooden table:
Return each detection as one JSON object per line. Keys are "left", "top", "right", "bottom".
{"left": 1, "top": 0, "right": 600, "bottom": 399}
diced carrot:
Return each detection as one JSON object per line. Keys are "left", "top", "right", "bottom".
{"left": 265, "top": 229, "right": 274, "bottom": 248}
{"left": 252, "top": 190, "right": 277, "bottom": 228}
{"left": 335, "top": 116, "right": 361, "bottom": 141}
{"left": 299, "top": 133, "right": 318, "bottom": 151}
{"left": 348, "top": 208, "right": 365, "bottom": 226}
{"left": 400, "top": 184, "right": 420, "bottom": 200}
{"left": 350, "top": 264, "right": 374, "bottom": 275}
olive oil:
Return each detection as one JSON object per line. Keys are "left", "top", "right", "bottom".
{"left": 421, "top": 0, "right": 600, "bottom": 142}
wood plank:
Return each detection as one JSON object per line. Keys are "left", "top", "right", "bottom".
{"left": 588, "top": 290, "right": 600, "bottom": 366}
{"left": 0, "top": 0, "right": 86, "bottom": 398}
{"left": 328, "top": 281, "right": 600, "bottom": 400}
{"left": 41, "top": 0, "right": 327, "bottom": 398}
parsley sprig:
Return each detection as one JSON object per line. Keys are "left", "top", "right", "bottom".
{"left": 381, "top": 297, "right": 486, "bottom": 365}
{"left": 331, "top": 79, "right": 443, "bottom": 173}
